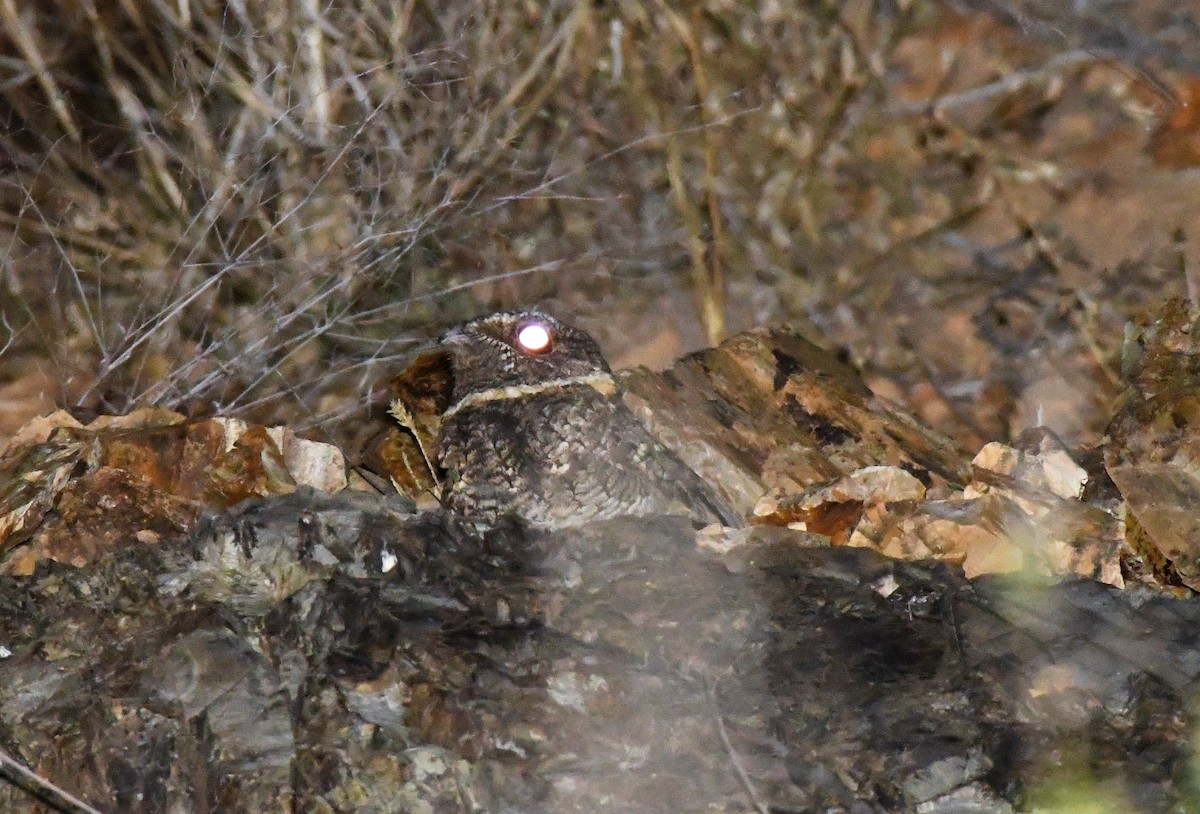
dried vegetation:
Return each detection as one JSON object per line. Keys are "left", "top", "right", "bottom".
{"left": 0, "top": 0, "right": 1198, "bottom": 450}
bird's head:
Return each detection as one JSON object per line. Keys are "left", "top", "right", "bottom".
{"left": 440, "top": 310, "right": 614, "bottom": 410}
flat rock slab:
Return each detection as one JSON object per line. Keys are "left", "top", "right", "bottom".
{"left": 1, "top": 489, "right": 1198, "bottom": 813}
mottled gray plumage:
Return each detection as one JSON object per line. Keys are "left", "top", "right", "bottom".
{"left": 436, "top": 310, "right": 742, "bottom": 530}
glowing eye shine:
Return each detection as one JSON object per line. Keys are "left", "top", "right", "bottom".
{"left": 517, "top": 322, "right": 552, "bottom": 353}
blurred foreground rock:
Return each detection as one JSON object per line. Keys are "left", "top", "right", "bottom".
{"left": 2, "top": 495, "right": 1197, "bottom": 813}
{"left": 1106, "top": 298, "right": 1200, "bottom": 592}
{"left": 1, "top": 317, "right": 1199, "bottom": 812}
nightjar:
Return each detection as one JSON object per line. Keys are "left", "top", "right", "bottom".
{"left": 436, "top": 310, "right": 742, "bottom": 530}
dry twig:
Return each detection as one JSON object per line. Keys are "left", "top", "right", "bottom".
{"left": 0, "top": 746, "right": 108, "bottom": 814}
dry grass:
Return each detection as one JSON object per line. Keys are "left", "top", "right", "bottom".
{"left": 0, "top": 1, "right": 916, "bottom": 434}
{"left": 0, "top": 0, "right": 935, "bottom": 432}
{"left": 0, "top": 0, "right": 1191, "bottom": 449}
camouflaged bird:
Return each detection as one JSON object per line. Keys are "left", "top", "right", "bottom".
{"left": 436, "top": 310, "right": 742, "bottom": 531}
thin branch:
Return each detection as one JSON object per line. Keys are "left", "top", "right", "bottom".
{"left": 0, "top": 0, "right": 81, "bottom": 142}
{"left": 707, "top": 678, "right": 769, "bottom": 814}
{"left": 655, "top": 0, "right": 727, "bottom": 346}
{"left": 884, "top": 49, "right": 1096, "bottom": 117}
{"left": 0, "top": 746, "right": 109, "bottom": 814}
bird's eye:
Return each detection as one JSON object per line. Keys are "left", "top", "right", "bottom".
{"left": 515, "top": 321, "right": 553, "bottom": 354}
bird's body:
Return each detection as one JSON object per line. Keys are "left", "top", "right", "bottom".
{"left": 436, "top": 311, "right": 741, "bottom": 531}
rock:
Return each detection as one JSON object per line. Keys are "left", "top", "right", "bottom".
{"left": 1106, "top": 298, "right": 1200, "bottom": 590}
{"left": 3, "top": 492, "right": 1200, "bottom": 812}
{"left": 2, "top": 321, "right": 1200, "bottom": 812}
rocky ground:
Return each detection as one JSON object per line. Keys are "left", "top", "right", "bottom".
{"left": 5, "top": 1, "right": 1200, "bottom": 812}
{"left": 2, "top": 308, "right": 1200, "bottom": 812}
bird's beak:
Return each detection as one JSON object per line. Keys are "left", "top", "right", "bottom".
{"left": 439, "top": 327, "right": 470, "bottom": 350}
